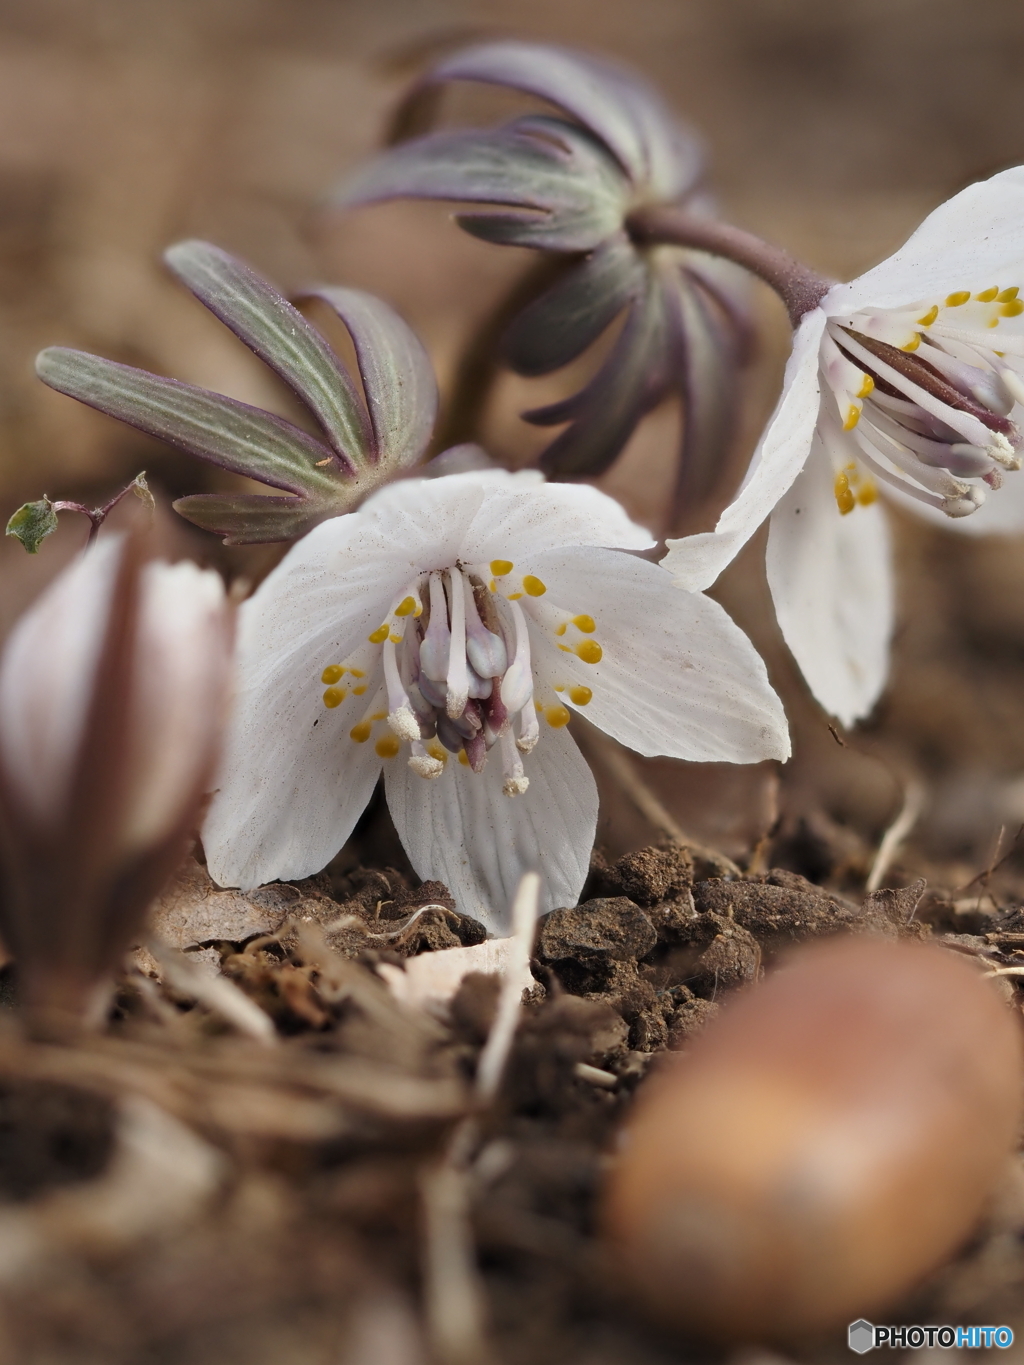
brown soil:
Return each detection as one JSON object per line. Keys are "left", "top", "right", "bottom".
{"left": 0, "top": 832, "right": 1019, "bottom": 1364}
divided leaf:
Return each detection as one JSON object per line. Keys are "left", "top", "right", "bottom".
{"left": 34, "top": 250, "right": 440, "bottom": 545}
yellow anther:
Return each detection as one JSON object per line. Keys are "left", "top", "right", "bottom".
{"left": 556, "top": 623, "right": 567, "bottom": 636}
{"left": 558, "top": 644, "right": 572, "bottom": 653}
{"left": 350, "top": 720, "right": 372, "bottom": 743}
{"left": 545, "top": 705, "right": 571, "bottom": 728}
{"left": 395, "top": 596, "right": 417, "bottom": 617}
{"left": 1002, "top": 299, "right": 1024, "bottom": 317}
{"left": 834, "top": 471, "right": 855, "bottom": 516}
{"left": 575, "top": 640, "right": 603, "bottom": 664}
{"left": 945, "top": 291, "right": 971, "bottom": 307}
{"left": 349, "top": 668, "right": 365, "bottom": 679}
{"left": 989, "top": 317, "right": 1000, "bottom": 328}
{"left": 572, "top": 614, "right": 596, "bottom": 633}
{"left": 843, "top": 405, "right": 861, "bottom": 431}
{"left": 389, "top": 633, "right": 402, "bottom": 643}
{"left": 856, "top": 374, "right": 875, "bottom": 399}
{"left": 856, "top": 480, "right": 878, "bottom": 507}
{"left": 522, "top": 575, "right": 547, "bottom": 597}
{"left": 554, "top": 685, "right": 565, "bottom": 692}
{"left": 917, "top": 305, "right": 939, "bottom": 326}
{"left": 977, "top": 286, "right": 1000, "bottom": 302}
{"left": 508, "top": 592, "right": 523, "bottom": 601}
{"left": 535, "top": 701, "right": 544, "bottom": 711}
{"left": 323, "top": 687, "right": 346, "bottom": 708}
{"left": 901, "top": 333, "right": 921, "bottom": 352}
{"left": 375, "top": 735, "right": 401, "bottom": 759}
{"left": 490, "top": 559, "right": 513, "bottom": 576}
{"left": 489, "top": 579, "right": 496, "bottom": 592}
{"left": 999, "top": 287, "right": 1020, "bottom": 302}
{"left": 353, "top": 685, "right": 368, "bottom": 696}
{"left": 427, "top": 742, "right": 447, "bottom": 764}
{"left": 458, "top": 750, "right": 471, "bottom": 766}
{"left": 321, "top": 664, "right": 343, "bottom": 685}
{"left": 368, "top": 624, "right": 389, "bottom": 644}
{"left": 371, "top": 712, "right": 387, "bottom": 721}
{"left": 569, "top": 686, "right": 593, "bottom": 706}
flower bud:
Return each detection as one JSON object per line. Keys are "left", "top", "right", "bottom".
{"left": 603, "top": 937, "right": 1024, "bottom": 1342}
{"left": 0, "top": 536, "right": 232, "bottom": 1030}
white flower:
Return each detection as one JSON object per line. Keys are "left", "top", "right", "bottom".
{"left": 0, "top": 536, "right": 232, "bottom": 1024}
{"left": 202, "top": 469, "right": 789, "bottom": 929}
{"left": 663, "top": 167, "right": 1024, "bottom": 727}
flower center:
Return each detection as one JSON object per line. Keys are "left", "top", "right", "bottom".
{"left": 821, "top": 286, "right": 1024, "bottom": 517}
{"left": 317, "top": 559, "right": 604, "bottom": 796}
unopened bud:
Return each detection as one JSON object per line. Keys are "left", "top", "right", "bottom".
{"left": 0, "top": 536, "right": 233, "bottom": 1030}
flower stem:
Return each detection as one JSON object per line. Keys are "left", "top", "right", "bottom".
{"left": 52, "top": 471, "right": 153, "bottom": 545}
{"left": 627, "top": 206, "right": 834, "bottom": 326}
{"left": 430, "top": 254, "right": 577, "bottom": 456}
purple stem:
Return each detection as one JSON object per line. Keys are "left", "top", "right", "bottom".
{"left": 627, "top": 205, "right": 834, "bottom": 326}
{"left": 53, "top": 477, "right": 147, "bottom": 545}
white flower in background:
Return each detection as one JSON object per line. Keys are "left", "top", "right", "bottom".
{"left": 203, "top": 469, "right": 789, "bottom": 929}
{"left": 663, "top": 167, "right": 1024, "bottom": 727}
{"left": 0, "top": 536, "right": 232, "bottom": 1025}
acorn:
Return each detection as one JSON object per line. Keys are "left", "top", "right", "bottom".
{"left": 602, "top": 936, "right": 1024, "bottom": 1341}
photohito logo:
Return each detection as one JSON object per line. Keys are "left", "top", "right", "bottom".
{"left": 848, "top": 1320, "right": 1014, "bottom": 1352}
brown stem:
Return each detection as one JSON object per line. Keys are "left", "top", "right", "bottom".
{"left": 627, "top": 205, "right": 834, "bottom": 327}
{"left": 430, "top": 254, "right": 578, "bottom": 456}
{"left": 52, "top": 472, "right": 151, "bottom": 545}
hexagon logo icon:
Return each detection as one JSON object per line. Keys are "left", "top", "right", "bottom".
{"left": 848, "top": 1320, "right": 874, "bottom": 1354}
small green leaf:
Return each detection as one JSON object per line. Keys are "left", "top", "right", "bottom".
{"left": 5, "top": 498, "right": 58, "bottom": 554}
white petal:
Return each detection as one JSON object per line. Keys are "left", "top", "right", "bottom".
{"left": 457, "top": 469, "right": 655, "bottom": 561}
{"left": 203, "top": 665, "right": 384, "bottom": 890}
{"left": 378, "top": 937, "right": 534, "bottom": 1010}
{"left": 237, "top": 499, "right": 467, "bottom": 696}
{"left": 384, "top": 721, "right": 597, "bottom": 932}
{"left": 766, "top": 441, "right": 894, "bottom": 726}
{"left": 0, "top": 536, "right": 120, "bottom": 824}
{"left": 123, "top": 561, "right": 230, "bottom": 852}
{"left": 662, "top": 310, "right": 827, "bottom": 591}
{"left": 527, "top": 548, "right": 790, "bottom": 763}
{"left": 827, "top": 167, "right": 1024, "bottom": 315}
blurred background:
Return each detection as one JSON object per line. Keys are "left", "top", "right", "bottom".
{"left": 3, "top": 0, "right": 1024, "bottom": 883}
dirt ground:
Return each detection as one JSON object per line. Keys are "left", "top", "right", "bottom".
{"left": 3, "top": 0, "right": 1024, "bottom": 1360}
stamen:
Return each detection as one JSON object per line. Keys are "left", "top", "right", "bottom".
{"left": 408, "top": 739, "right": 445, "bottom": 779}
{"left": 322, "top": 664, "right": 343, "bottom": 684}
{"left": 420, "top": 572, "right": 451, "bottom": 681}
{"left": 569, "top": 686, "right": 593, "bottom": 706}
{"left": 375, "top": 735, "right": 401, "bottom": 759}
{"left": 545, "top": 704, "right": 571, "bottom": 728}
{"left": 323, "top": 686, "right": 347, "bottom": 708}
{"left": 382, "top": 633, "right": 421, "bottom": 743}
{"left": 522, "top": 575, "right": 546, "bottom": 597}
{"left": 349, "top": 685, "right": 388, "bottom": 744}
{"left": 516, "top": 703, "right": 539, "bottom": 754}
{"left": 445, "top": 569, "right": 469, "bottom": 719}
{"left": 499, "top": 729, "right": 529, "bottom": 797}
{"left": 490, "top": 559, "right": 513, "bottom": 577}
{"left": 500, "top": 597, "right": 535, "bottom": 714}
{"left": 463, "top": 574, "right": 507, "bottom": 678}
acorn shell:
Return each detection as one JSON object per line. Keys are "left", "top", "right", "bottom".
{"left": 602, "top": 936, "right": 1024, "bottom": 1341}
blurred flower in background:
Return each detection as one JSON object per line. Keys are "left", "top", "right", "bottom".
{"left": 0, "top": 536, "right": 232, "bottom": 1031}
{"left": 336, "top": 41, "right": 751, "bottom": 528}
